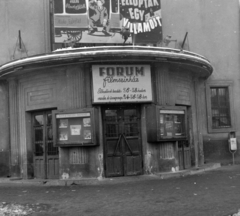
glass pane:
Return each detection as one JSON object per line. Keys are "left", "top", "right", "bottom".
{"left": 34, "top": 128, "right": 43, "bottom": 142}
{"left": 106, "top": 123, "right": 118, "bottom": 137}
{"left": 124, "top": 109, "right": 138, "bottom": 136}
{"left": 124, "top": 123, "right": 138, "bottom": 136}
{"left": 54, "top": 0, "right": 64, "bottom": 13}
{"left": 47, "top": 141, "right": 59, "bottom": 155}
{"left": 211, "top": 87, "right": 231, "bottom": 129}
{"left": 35, "top": 143, "right": 44, "bottom": 156}
{"left": 34, "top": 115, "right": 44, "bottom": 126}
{"left": 105, "top": 109, "right": 118, "bottom": 137}
{"left": 174, "top": 114, "right": 184, "bottom": 136}
{"left": 124, "top": 109, "right": 137, "bottom": 121}
{"left": 47, "top": 127, "right": 53, "bottom": 141}
{"left": 47, "top": 114, "right": 52, "bottom": 125}
{"left": 105, "top": 110, "right": 117, "bottom": 122}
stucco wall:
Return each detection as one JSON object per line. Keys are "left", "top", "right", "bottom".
{"left": 0, "top": 0, "right": 51, "bottom": 65}
{"left": 0, "top": 0, "right": 240, "bottom": 173}
{"left": 0, "top": 81, "right": 9, "bottom": 177}
{"left": 162, "top": 0, "right": 240, "bottom": 163}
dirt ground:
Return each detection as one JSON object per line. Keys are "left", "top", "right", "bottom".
{"left": 0, "top": 165, "right": 240, "bottom": 216}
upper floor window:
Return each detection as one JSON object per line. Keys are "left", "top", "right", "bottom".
{"left": 210, "top": 87, "right": 231, "bottom": 129}
{"left": 206, "top": 81, "right": 234, "bottom": 133}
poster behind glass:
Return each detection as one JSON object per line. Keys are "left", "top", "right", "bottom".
{"left": 53, "top": 0, "right": 162, "bottom": 44}
{"left": 159, "top": 110, "right": 185, "bottom": 139}
{"left": 57, "top": 115, "right": 92, "bottom": 143}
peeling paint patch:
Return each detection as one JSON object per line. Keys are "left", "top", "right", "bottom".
{"left": 61, "top": 172, "right": 69, "bottom": 180}
{"left": 145, "top": 151, "right": 153, "bottom": 174}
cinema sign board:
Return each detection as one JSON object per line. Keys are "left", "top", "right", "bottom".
{"left": 92, "top": 65, "right": 152, "bottom": 103}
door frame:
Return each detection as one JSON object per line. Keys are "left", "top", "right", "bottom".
{"left": 102, "top": 104, "right": 143, "bottom": 177}
{"left": 32, "top": 110, "right": 59, "bottom": 179}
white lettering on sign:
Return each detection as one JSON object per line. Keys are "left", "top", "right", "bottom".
{"left": 160, "top": 110, "right": 185, "bottom": 114}
{"left": 56, "top": 113, "right": 90, "bottom": 118}
{"left": 92, "top": 65, "right": 152, "bottom": 103}
{"left": 54, "top": 15, "right": 84, "bottom": 27}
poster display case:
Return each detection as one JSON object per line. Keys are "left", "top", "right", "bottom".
{"left": 146, "top": 105, "right": 187, "bottom": 142}
{"left": 52, "top": 108, "right": 99, "bottom": 147}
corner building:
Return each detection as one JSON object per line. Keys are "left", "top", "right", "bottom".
{"left": 0, "top": 0, "right": 238, "bottom": 180}
{"left": 0, "top": 46, "right": 212, "bottom": 179}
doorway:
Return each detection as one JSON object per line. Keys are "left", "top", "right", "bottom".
{"left": 32, "top": 110, "right": 59, "bottom": 179}
{"left": 103, "top": 105, "right": 143, "bottom": 177}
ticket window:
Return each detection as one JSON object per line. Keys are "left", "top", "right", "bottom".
{"left": 159, "top": 110, "right": 186, "bottom": 140}
{"left": 146, "top": 105, "right": 187, "bottom": 142}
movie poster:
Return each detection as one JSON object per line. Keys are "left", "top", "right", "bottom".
{"left": 53, "top": 0, "right": 162, "bottom": 44}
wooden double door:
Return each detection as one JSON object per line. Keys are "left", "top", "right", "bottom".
{"left": 32, "top": 110, "right": 59, "bottom": 179}
{"left": 103, "top": 105, "right": 143, "bottom": 177}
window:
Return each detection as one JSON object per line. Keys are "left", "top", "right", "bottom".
{"left": 206, "top": 81, "right": 234, "bottom": 133}
{"left": 211, "top": 87, "right": 231, "bottom": 128}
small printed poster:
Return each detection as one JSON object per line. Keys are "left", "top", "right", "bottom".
{"left": 160, "top": 114, "right": 164, "bottom": 124}
{"left": 160, "top": 126, "right": 164, "bottom": 135}
{"left": 175, "top": 124, "right": 182, "bottom": 135}
{"left": 70, "top": 125, "right": 81, "bottom": 135}
{"left": 165, "top": 121, "right": 173, "bottom": 130}
{"left": 84, "top": 130, "right": 91, "bottom": 140}
{"left": 83, "top": 118, "right": 91, "bottom": 127}
{"left": 59, "top": 132, "right": 68, "bottom": 141}
{"left": 59, "top": 119, "right": 68, "bottom": 128}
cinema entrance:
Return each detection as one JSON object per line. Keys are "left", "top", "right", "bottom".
{"left": 102, "top": 105, "right": 143, "bottom": 177}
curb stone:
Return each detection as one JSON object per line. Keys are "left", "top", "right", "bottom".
{"left": 0, "top": 163, "right": 221, "bottom": 186}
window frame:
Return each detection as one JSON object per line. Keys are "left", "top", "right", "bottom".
{"left": 206, "top": 81, "right": 234, "bottom": 133}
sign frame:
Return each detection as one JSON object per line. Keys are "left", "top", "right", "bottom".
{"left": 52, "top": 108, "right": 99, "bottom": 147}
{"left": 91, "top": 64, "right": 153, "bottom": 104}
{"left": 146, "top": 105, "right": 188, "bottom": 143}
{"left": 51, "top": 0, "right": 162, "bottom": 45}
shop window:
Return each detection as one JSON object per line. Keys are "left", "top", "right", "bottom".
{"left": 206, "top": 81, "right": 234, "bottom": 133}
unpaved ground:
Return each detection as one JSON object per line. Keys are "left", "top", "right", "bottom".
{"left": 0, "top": 165, "right": 240, "bottom": 216}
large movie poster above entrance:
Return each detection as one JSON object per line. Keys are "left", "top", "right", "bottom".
{"left": 53, "top": 0, "right": 162, "bottom": 44}
{"left": 92, "top": 65, "right": 152, "bottom": 103}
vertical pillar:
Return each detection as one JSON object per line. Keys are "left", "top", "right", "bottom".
{"left": 155, "top": 63, "right": 169, "bottom": 105}
{"left": 193, "top": 78, "right": 205, "bottom": 167}
{"left": 8, "top": 78, "right": 21, "bottom": 178}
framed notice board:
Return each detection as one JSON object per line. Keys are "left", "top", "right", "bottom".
{"left": 52, "top": 108, "right": 99, "bottom": 147}
{"left": 146, "top": 105, "right": 187, "bottom": 142}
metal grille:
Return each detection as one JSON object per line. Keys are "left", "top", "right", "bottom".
{"left": 211, "top": 87, "right": 231, "bottom": 129}
{"left": 124, "top": 109, "right": 139, "bottom": 137}
{"left": 105, "top": 110, "right": 118, "bottom": 137}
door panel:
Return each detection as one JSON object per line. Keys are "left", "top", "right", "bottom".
{"left": 178, "top": 140, "right": 191, "bottom": 170}
{"left": 106, "top": 157, "right": 123, "bottom": 177}
{"left": 125, "top": 155, "right": 142, "bottom": 175}
{"left": 103, "top": 106, "right": 142, "bottom": 177}
{"left": 34, "top": 158, "right": 45, "bottom": 179}
{"left": 33, "top": 111, "right": 59, "bottom": 179}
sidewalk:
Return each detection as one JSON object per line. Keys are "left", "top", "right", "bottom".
{"left": 0, "top": 162, "right": 221, "bottom": 186}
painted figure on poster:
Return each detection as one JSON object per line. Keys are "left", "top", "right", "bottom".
{"left": 88, "top": 0, "right": 110, "bottom": 35}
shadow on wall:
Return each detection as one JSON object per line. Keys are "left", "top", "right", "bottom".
{"left": 0, "top": 152, "right": 10, "bottom": 177}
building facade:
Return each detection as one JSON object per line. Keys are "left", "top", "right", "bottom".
{"left": 0, "top": 0, "right": 239, "bottom": 179}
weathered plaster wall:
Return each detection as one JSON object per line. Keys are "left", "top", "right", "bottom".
{"left": 14, "top": 64, "right": 103, "bottom": 179}
{"left": 0, "top": 0, "right": 50, "bottom": 64}
{"left": 0, "top": 81, "right": 10, "bottom": 177}
{"left": 145, "top": 63, "right": 199, "bottom": 173}
{"left": 162, "top": 0, "right": 240, "bottom": 163}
